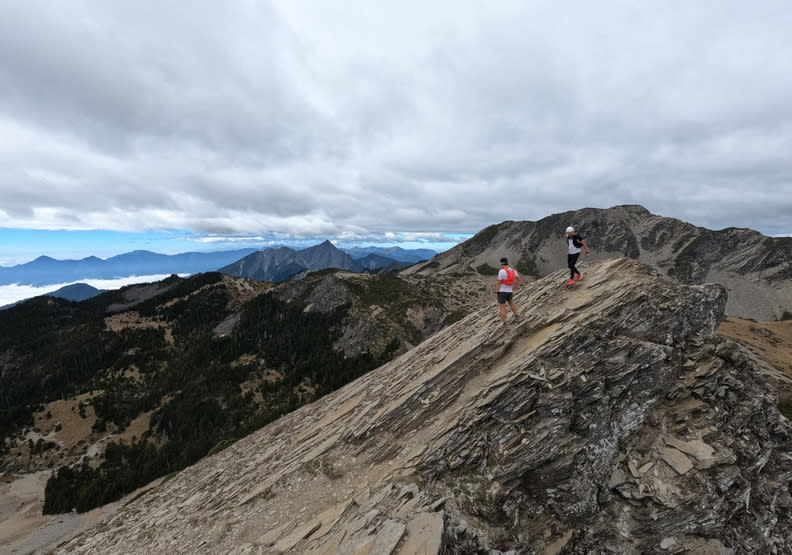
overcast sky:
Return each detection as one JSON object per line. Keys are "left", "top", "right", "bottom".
{"left": 1, "top": 0, "right": 791, "bottom": 263}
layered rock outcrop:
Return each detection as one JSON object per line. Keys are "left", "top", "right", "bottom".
{"left": 58, "top": 259, "right": 792, "bottom": 554}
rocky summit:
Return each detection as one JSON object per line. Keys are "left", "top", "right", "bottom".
{"left": 58, "top": 259, "right": 792, "bottom": 554}
{"left": 404, "top": 205, "right": 792, "bottom": 321}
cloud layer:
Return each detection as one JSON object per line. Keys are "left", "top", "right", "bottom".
{"left": 0, "top": 274, "right": 183, "bottom": 307}
{"left": 1, "top": 0, "right": 790, "bottom": 239}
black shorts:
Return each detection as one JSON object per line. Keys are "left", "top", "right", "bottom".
{"left": 497, "top": 291, "right": 513, "bottom": 304}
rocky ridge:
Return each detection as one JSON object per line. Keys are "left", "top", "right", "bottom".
{"left": 403, "top": 205, "right": 792, "bottom": 321}
{"left": 58, "top": 259, "right": 792, "bottom": 554}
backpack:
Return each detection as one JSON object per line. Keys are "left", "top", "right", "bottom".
{"left": 569, "top": 234, "right": 584, "bottom": 248}
{"left": 501, "top": 268, "right": 516, "bottom": 286}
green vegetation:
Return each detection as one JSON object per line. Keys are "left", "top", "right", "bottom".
{"left": 475, "top": 264, "right": 498, "bottom": 276}
{"left": 0, "top": 272, "right": 398, "bottom": 514}
{"left": 516, "top": 256, "right": 540, "bottom": 279}
{"left": 444, "top": 310, "right": 468, "bottom": 325}
{"left": 352, "top": 273, "right": 417, "bottom": 305}
{"left": 207, "top": 438, "right": 237, "bottom": 456}
{"left": 0, "top": 298, "right": 125, "bottom": 440}
{"left": 462, "top": 225, "right": 499, "bottom": 257}
{"left": 42, "top": 288, "right": 389, "bottom": 513}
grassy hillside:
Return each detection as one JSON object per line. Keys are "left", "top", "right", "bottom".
{"left": 0, "top": 270, "right": 490, "bottom": 514}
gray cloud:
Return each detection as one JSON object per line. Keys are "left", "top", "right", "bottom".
{"left": 0, "top": 0, "right": 790, "bottom": 241}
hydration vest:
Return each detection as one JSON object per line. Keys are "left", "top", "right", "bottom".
{"left": 500, "top": 268, "right": 517, "bottom": 286}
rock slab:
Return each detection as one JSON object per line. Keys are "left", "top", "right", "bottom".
{"left": 57, "top": 259, "right": 792, "bottom": 553}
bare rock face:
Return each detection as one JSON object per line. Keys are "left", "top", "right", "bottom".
{"left": 58, "top": 259, "right": 792, "bottom": 554}
{"left": 404, "top": 205, "right": 792, "bottom": 321}
{"left": 298, "top": 274, "right": 356, "bottom": 314}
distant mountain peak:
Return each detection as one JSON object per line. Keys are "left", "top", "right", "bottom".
{"left": 47, "top": 283, "right": 105, "bottom": 302}
{"left": 0, "top": 248, "right": 260, "bottom": 287}
{"left": 304, "top": 240, "right": 341, "bottom": 252}
{"left": 220, "top": 241, "right": 406, "bottom": 283}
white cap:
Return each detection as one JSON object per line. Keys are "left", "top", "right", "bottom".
{"left": 566, "top": 226, "right": 575, "bottom": 233}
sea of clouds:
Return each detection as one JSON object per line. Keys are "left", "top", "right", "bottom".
{"left": 0, "top": 274, "right": 187, "bottom": 308}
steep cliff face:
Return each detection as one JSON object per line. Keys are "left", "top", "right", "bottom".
{"left": 58, "top": 259, "right": 792, "bottom": 554}
{"left": 403, "top": 205, "right": 792, "bottom": 321}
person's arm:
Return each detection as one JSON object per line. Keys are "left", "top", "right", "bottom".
{"left": 581, "top": 239, "right": 590, "bottom": 256}
{"left": 515, "top": 274, "right": 523, "bottom": 288}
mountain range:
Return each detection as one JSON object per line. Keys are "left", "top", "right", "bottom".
{"left": 0, "top": 244, "right": 433, "bottom": 288}
{"left": 405, "top": 204, "right": 792, "bottom": 320}
{"left": 0, "top": 283, "right": 107, "bottom": 310}
{"left": 0, "top": 249, "right": 258, "bottom": 287}
{"left": 218, "top": 240, "right": 412, "bottom": 282}
{"left": 0, "top": 243, "right": 434, "bottom": 309}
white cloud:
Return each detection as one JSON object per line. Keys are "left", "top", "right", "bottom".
{"left": 0, "top": 0, "right": 790, "bottom": 239}
{"left": 0, "top": 274, "right": 188, "bottom": 307}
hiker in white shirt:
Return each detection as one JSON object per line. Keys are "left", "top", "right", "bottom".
{"left": 565, "top": 226, "right": 590, "bottom": 285}
{"left": 496, "top": 257, "right": 523, "bottom": 326}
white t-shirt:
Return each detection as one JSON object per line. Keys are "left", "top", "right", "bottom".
{"left": 497, "top": 268, "right": 518, "bottom": 292}
{"left": 568, "top": 236, "right": 582, "bottom": 255}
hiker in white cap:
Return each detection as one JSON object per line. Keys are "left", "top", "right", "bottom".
{"left": 565, "top": 226, "right": 590, "bottom": 285}
{"left": 496, "top": 257, "right": 522, "bottom": 326}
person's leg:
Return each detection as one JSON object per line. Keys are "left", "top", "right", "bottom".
{"left": 568, "top": 253, "right": 580, "bottom": 280}
{"left": 497, "top": 291, "right": 508, "bottom": 323}
{"left": 508, "top": 299, "right": 519, "bottom": 317}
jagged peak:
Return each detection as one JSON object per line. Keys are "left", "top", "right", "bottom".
{"left": 304, "top": 239, "right": 341, "bottom": 251}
